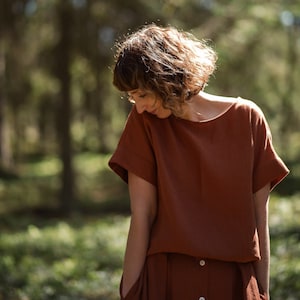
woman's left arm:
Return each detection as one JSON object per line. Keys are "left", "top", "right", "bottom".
{"left": 253, "top": 183, "right": 271, "bottom": 299}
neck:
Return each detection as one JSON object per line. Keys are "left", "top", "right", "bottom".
{"left": 179, "top": 98, "right": 207, "bottom": 122}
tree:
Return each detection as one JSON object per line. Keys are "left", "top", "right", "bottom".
{"left": 0, "top": 0, "right": 15, "bottom": 172}
{"left": 0, "top": 0, "right": 299, "bottom": 212}
{"left": 55, "top": 0, "right": 75, "bottom": 214}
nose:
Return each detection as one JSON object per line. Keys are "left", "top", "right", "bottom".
{"left": 135, "top": 102, "right": 146, "bottom": 114}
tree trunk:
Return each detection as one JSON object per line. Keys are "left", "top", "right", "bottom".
{"left": 278, "top": 25, "right": 299, "bottom": 156}
{"left": 56, "top": 0, "right": 74, "bottom": 214}
{"left": 0, "top": 41, "right": 12, "bottom": 171}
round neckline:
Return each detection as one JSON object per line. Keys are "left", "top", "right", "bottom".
{"left": 170, "top": 97, "right": 238, "bottom": 125}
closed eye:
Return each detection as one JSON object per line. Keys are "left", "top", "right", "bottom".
{"left": 127, "top": 90, "right": 149, "bottom": 103}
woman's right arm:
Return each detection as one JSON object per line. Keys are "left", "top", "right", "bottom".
{"left": 121, "top": 172, "right": 157, "bottom": 297}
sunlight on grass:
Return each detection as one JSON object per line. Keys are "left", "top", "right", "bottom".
{"left": 0, "top": 153, "right": 124, "bottom": 215}
{"left": 269, "top": 194, "right": 300, "bottom": 229}
{"left": 21, "top": 156, "right": 61, "bottom": 178}
{"left": 74, "top": 152, "right": 111, "bottom": 175}
{"left": 269, "top": 193, "right": 300, "bottom": 299}
{"left": 0, "top": 215, "right": 130, "bottom": 300}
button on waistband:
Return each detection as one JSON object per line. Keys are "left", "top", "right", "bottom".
{"left": 199, "top": 259, "right": 206, "bottom": 266}
{"left": 199, "top": 297, "right": 205, "bottom": 300}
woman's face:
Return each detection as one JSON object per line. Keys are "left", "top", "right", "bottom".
{"left": 127, "top": 89, "right": 172, "bottom": 119}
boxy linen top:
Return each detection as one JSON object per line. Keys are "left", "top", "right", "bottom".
{"left": 109, "top": 98, "right": 289, "bottom": 263}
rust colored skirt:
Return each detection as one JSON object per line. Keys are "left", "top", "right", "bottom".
{"left": 120, "top": 253, "right": 267, "bottom": 300}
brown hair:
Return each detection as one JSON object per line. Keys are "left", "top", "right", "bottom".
{"left": 113, "top": 24, "right": 217, "bottom": 115}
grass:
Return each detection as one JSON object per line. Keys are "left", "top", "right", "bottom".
{"left": 0, "top": 215, "right": 130, "bottom": 300}
{"left": 269, "top": 194, "right": 300, "bottom": 300}
{"left": 0, "top": 153, "right": 299, "bottom": 299}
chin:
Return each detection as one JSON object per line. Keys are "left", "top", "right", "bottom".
{"left": 157, "top": 112, "right": 172, "bottom": 119}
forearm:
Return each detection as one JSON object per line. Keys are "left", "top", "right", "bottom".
{"left": 254, "top": 183, "right": 271, "bottom": 299}
{"left": 254, "top": 226, "right": 270, "bottom": 298}
{"left": 122, "top": 215, "right": 152, "bottom": 296}
{"left": 121, "top": 172, "right": 157, "bottom": 297}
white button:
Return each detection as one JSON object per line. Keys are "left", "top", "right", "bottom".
{"left": 199, "top": 297, "right": 205, "bottom": 300}
{"left": 199, "top": 259, "right": 205, "bottom": 266}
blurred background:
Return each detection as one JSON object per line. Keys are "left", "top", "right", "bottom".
{"left": 0, "top": 0, "right": 299, "bottom": 299}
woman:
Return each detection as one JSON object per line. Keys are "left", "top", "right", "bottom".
{"left": 109, "top": 24, "right": 289, "bottom": 300}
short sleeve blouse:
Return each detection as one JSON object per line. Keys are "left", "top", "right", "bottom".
{"left": 109, "top": 98, "right": 289, "bottom": 262}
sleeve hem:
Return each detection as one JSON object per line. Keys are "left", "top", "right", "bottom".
{"left": 108, "top": 149, "right": 156, "bottom": 186}
{"left": 253, "top": 159, "right": 289, "bottom": 193}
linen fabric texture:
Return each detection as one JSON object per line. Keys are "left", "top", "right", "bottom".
{"left": 119, "top": 253, "right": 268, "bottom": 300}
{"left": 109, "top": 98, "right": 289, "bottom": 300}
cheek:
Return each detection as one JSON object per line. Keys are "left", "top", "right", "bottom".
{"left": 153, "top": 97, "right": 163, "bottom": 107}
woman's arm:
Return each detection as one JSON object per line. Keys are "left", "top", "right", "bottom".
{"left": 121, "top": 172, "right": 157, "bottom": 297}
{"left": 253, "top": 183, "right": 271, "bottom": 299}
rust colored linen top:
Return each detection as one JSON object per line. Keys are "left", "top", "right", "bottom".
{"left": 109, "top": 98, "right": 289, "bottom": 263}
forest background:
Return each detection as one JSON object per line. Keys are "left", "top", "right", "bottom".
{"left": 0, "top": 0, "right": 299, "bottom": 299}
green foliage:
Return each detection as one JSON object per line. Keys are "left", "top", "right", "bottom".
{"left": 0, "top": 215, "right": 129, "bottom": 300}
{"left": 1, "top": 0, "right": 299, "bottom": 207}
{"left": 0, "top": 153, "right": 128, "bottom": 215}
{"left": 269, "top": 194, "right": 300, "bottom": 299}
{"left": 0, "top": 1, "right": 300, "bottom": 297}
{"left": 1, "top": 0, "right": 300, "bottom": 157}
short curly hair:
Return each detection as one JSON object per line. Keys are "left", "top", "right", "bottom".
{"left": 113, "top": 24, "right": 217, "bottom": 115}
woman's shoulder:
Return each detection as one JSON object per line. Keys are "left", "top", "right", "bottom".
{"left": 208, "top": 94, "right": 266, "bottom": 124}
{"left": 234, "top": 97, "right": 265, "bottom": 118}
{"left": 212, "top": 94, "right": 261, "bottom": 111}
{"left": 203, "top": 93, "right": 263, "bottom": 117}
